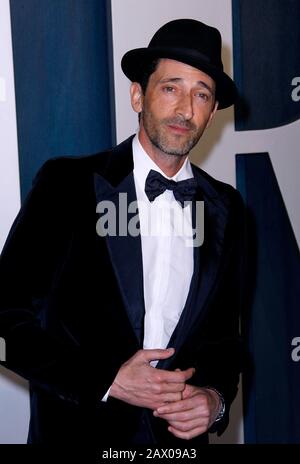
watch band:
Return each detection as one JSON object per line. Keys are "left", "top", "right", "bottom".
{"left": 205, "top": 387, "right": 226, "bottom": 422}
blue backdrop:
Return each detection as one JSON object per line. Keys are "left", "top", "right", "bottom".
{"left": 233, "top": 0, "right": 300, "bottom": 131}
{"left": 233, "top": 0, "right": 300, "bottom": 443}
{"left": 10, "top": 0, "right": 116, "bottom": 199}
{"left": 237, "top": 154, "right": 300, "bottom": 443}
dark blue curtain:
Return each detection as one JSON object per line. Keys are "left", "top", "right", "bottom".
{"left": 237, "top": 153, "right": 300, "bottom": 443}
{"left": 10, "top": 0, "right": 116, "bottom": 199}
{"left": 232, "top": 0, "right": 300, "bottom": 130}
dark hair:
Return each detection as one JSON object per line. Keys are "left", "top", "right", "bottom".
{"left": 136, "top": 58, "right": 160, "bottom": 123}
{"left": 138, "top": 58, "right": 161, "bottom": 94}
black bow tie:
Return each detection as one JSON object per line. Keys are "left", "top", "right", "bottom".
{"left": 144, "top": 169, "right": 197, "bottom": 207}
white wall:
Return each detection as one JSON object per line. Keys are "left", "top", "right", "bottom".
{"left": 0, "top": 0, "right": 30, "bottom": 444}
{"left": 0, "top": 0, "right": 21, "bottom": 249}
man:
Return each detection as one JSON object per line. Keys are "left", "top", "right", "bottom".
{"left": 0, "top": 19, "right": 244, "bottom": 446}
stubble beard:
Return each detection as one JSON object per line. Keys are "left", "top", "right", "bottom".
{"left": 141, "top": 110, "right": 203, "bottom": 157}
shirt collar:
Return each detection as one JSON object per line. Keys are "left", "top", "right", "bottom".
{"left": 132, "top": 133, "right": 193, "bottom": 192}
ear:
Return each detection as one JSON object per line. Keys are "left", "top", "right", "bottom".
{"left": 130, "top": 82, "right": 143, "bottom": 114}
{"left": 205, "top": 100, "right": 219, "bottom": 129}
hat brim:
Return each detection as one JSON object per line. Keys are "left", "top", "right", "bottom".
{"left": 121, "top": 47, "right": 237, "bottom": 109}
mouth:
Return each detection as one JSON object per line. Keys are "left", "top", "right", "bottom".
{"left": 167, "top": 124, "right": 191, "bottom": 134}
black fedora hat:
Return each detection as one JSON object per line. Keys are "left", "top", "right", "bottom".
{"left": 121, "top": 19, "right": 237, "bottom": 109}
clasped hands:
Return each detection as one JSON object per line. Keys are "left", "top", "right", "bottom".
{"left": 110, "top": 348, "right": 221, "bottom": 440}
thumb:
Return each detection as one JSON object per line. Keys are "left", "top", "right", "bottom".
{"left": 141, "top": 347, "right": 175, "bottom": 363}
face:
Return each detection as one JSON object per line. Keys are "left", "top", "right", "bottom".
{"left": 131, "top": 59, "right": 218, "bottom": 158}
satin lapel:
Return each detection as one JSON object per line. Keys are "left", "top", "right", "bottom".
{"left": 157, "top": 166, "right": 229, "bottom": 369}
{"left": 94, "top": 168, "right": 145, "bottom": 347}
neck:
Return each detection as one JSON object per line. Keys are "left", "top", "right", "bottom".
{"left": 138, "top": 129, "right": 187, "bottom": 178}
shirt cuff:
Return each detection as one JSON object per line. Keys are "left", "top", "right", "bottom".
{"left": 101, "top": 386, "right": 112, "bottom": 402}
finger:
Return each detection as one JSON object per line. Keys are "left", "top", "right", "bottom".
{"left": 168, "top": 425, "right": 206, "bottom": 440}
{"left": 154, "top": 381, "right": 186, "bottom": 394}
{"left": 139, "top": 347, "right": 175, "bottom": 363}
{"left": 182, "top": 384, "right": 200, "bottom": 400}
{"left": 168, "top": 417, "right": 208, "bottom": 433}
{"left": 156, "top": 396, "right": 199, "bottom": 414}
{"left": 154, "top": 391, "right": 183, "bottom": 404}
{"left": 155, "top": 367, "right": 195, "bottom": 384}
{"left": 179, "top": 367, "right": 195, "bottom": 382}
{"left": 154, "top": 407, "right": 200, "bottom": 422}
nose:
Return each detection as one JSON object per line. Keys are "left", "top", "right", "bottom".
{"left": 176, "top": 92, "right": 194, "bottom": 121}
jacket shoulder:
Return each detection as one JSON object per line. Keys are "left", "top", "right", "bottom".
{"left": 35, "top": 135, "right": 134, "bottom": 184}
{"left": 36, "top": 150, "right": 111, "bottom": 181}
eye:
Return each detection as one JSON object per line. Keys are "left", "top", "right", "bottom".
{"left": 195, "top": 92, "right": 210, "bottom": 101}
{"left": 163, "top": 86, "right": 176, "bottom": 93}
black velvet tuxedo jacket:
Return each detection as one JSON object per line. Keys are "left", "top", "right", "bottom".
{"left": 0, "top": 135, "right": 244, "bottom": 447}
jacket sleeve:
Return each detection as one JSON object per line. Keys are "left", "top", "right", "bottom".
{"left": 0, "top": 159, "right": 83, "bottom": 403}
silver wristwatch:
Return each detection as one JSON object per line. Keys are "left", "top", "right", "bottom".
{"left": 206, "top": 387, "right": 226, "bottom": 422}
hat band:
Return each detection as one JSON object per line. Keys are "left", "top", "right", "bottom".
{"left": 146, "top": 46, "right": 219, "bottom": 68}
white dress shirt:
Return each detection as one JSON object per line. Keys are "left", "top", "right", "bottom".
{"left": 102, "top": 134, "right": 195, "bottom": 400}
{"left": 132, "top": 134, "right": 194, "bottom": 358}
